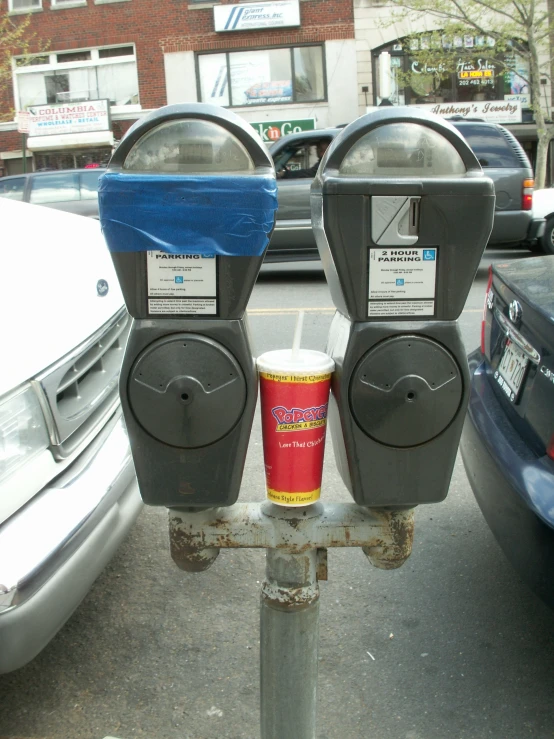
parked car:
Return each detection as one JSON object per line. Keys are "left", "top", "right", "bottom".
{"left": 460, "top": 256, "right": 554, "bottom": 609}
{"left": 0, "top": 199, "right": 142, "bottom": 673}
{"left": 0, "top": 168, "right": 105, "bottom": 218}
{"left": 532, "top": 186, "right": 554, "bottom": 254}
{"left": 267, "top": 118, "right": 543, "bottom": 262}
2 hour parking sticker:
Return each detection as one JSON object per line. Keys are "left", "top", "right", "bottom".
{"left": 368, "top": 247, "right": 437, "bottom": 317}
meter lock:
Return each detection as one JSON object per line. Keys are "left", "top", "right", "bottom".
{"left": 371, "top": 196, "right": 420, "bottom": 246}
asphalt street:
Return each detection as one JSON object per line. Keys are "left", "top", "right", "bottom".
{"left": 1, "top": 248, "right": 553, "bottom": 739}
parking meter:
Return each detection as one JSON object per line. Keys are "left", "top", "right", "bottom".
{"left": 99, "top": 104, "right": 277, "bottom": 508}
{"left": 311, "top": 108, "right": 495, "bottom": 507}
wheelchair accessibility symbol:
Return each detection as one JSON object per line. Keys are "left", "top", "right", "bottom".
{"left": 423, "top": 250, "right": 436, "bottom": 261}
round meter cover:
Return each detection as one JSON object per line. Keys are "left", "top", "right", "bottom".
{"left": 128, "top": 334, "right": 247, "bottom": 448}
{"left": 339, "top": 122, "right": 467, "bottom": 177}
{"left": 123, "top": 119, "right": 255, "bottom": 174}
{"left": 349, "top": 335, "right": 463, "bottom": 448}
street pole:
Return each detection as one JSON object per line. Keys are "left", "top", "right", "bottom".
{"left": 260, "top": 548, "right": 320, "bottom": 739}
{"left": 169, "top": 501, "right": 415, "bottom": 739}
{"left": 22, "top": 133, "right": 27, "bottom": 174}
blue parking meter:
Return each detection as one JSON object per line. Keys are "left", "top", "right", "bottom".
{"left": 100, "top": 104, "right": 277, "bottom": 508}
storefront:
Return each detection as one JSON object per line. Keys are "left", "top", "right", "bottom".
{"left": 0, "top": 43, "right": 140, "bottom": 175}
{"left": 163, "top": 0, "right": 357, "bottom": 136}
{"left": 368, "top": 35, "right": 550, "bottom": 178}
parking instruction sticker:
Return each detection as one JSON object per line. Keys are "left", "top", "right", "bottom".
{"left": 368, "top": 247, "right": 437, "bottom": 317}
{"left": 147, "top": 251, "right": 217, "bottom": 315}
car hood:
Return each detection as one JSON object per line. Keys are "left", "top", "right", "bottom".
{"left": 0, "top": 199, "right": 125, "bottom": 397}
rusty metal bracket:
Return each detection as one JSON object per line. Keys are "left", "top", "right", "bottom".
{"left": 168, "top": 501, "right": 415, "bottom": 739}
{"left": 169, "top": 501, "right": 414, "bottom": 571}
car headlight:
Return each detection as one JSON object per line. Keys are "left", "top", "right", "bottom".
{"left": 0, "top": 386, "right": 50, "bottom": 484}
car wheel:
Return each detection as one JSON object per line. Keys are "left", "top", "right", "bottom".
{"left": 540, "top": 215, "right": 554, "bottom": 255}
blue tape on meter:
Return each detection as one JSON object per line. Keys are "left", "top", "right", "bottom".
{"left": 99, "top": 172, "right": 278, "bottom": 256}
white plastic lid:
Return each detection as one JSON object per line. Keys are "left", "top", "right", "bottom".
{"left": 123, "top": 119, "right": 255, "bottom": 174}
{"left": 257, "top": 349, "right": 335, "bottom": 375}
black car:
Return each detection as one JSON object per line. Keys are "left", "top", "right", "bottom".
{"left": 460, "top": 256, "right": 554, "bottom": 608}
{"left": 0, "top": 168, "right": 105, "bottom": 218}
{"left": 268, "top": 119, "right": 544, "bottom": 262}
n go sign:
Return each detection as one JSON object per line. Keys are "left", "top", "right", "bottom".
{"left": 250, "top": 118, "right": 316, "bottom": 143}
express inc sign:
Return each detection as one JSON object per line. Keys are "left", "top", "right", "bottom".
{"left": 214, "top": 1, "right": 300, "bottom": 32}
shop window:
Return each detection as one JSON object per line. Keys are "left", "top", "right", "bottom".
{"left": 99, "top": 46, "right": 134, "bottom": 59}
{"left": 9, "top": 0, "right": 41, "bottom": 10}
{"left": 372, "top": 36, "right": 531, "bottom": 109}
{"left": 198, "top": 45, "right": 325, "bottom": 107}
{"left": 15, "top": 47, "right": 140, "bottom": 109}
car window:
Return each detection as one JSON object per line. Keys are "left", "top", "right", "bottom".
{"left": 454, "top": 125, "right": 519, "bottom": 168}
{"left": 273, "top": 139, "right": 331, "bottom": 176}
{"left": 80, "top": 170, "right": 102, "bottom": 200}
{"left": 0, "top": 178, "right": 26, "bottom": 201}
{"left": 29, "top": 173, "right": 80, "bottom": 204}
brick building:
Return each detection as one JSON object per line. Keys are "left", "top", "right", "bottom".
{"left": 0, "top": 0, "right": 357, "bottom": 175}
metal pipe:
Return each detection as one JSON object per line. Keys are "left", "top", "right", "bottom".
{"left": 260, "top": 548, "right": 319, "bottom": 739}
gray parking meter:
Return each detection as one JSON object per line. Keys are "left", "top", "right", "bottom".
{"left": 99, "top": 103, "right": 277, "bottom": 508}
{"left": 311, "top": 108, "right": 495, "bottom": 507}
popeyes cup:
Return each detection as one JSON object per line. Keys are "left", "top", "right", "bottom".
{"left": 257, "top": 349, "right": 335, "bottom": 506}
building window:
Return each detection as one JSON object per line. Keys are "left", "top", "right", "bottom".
{"left": 14, "top": 46, "right": 140, "bottom": 109}
{"left": 373, "top": 37, "right": 530, "bottom": 109}
{"left": 198, "top": 45, "right": 326, "bottom": 107}
{"left": 9, "top": 0, "right": 41, "bottom": 10}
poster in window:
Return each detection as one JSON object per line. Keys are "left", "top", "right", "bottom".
{"left": 230, "top": 51, "right": 292, "bottom": 105}
{"left": 199, "top": 54, "right": 230, "bottom": 107}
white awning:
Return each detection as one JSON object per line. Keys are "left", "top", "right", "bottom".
{"left": 26, "top": 130, "right": 114, "bottom": 151}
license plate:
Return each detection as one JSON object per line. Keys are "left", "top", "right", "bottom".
{"left": 494, "top": 340, "right": 528, "bottom": 402}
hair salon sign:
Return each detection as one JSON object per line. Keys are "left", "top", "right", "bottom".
{"left": 214, "top": 1, "right": 300, "bottom": 32}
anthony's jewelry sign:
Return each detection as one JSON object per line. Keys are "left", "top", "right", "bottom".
{"left": 26, "top": 100, "right": 110, "bottom": 137}
{"left": 413, "top": 99, "right": 521, "bottom": 124}
{"left": 214, "top": 1, "right": 300, "bottom": 32}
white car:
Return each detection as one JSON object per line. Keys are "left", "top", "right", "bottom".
{"left": 532, "top": 186, "right": 554, "bottom": 254}
{"left": 0, "top": 198, "right": 142, "bottom": 673}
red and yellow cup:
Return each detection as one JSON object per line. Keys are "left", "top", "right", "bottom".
{"left": 257, "top": 349, "right": 335, "bottom": 506}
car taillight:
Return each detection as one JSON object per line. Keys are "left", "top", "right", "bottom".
{"left": 547, "top": 434, "right": 554, "bottom": 461}
{"left": 523, "top": 178, "right": 534, "bottom": 211}
{"left": 481, "top": 265, "right": 493, "bottom": 354}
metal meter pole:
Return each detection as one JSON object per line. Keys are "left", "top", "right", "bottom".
{"left": 260, "top": 548, "right": 319, "bottom": 739}
{"left": 169, "top": 501, "right": 415, "bottom": 739}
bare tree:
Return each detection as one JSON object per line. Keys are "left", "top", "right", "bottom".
{"left": 381, "top": 0, "right": 553, "bottom": 188}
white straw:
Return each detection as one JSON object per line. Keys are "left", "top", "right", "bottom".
{"left": 291, "top": 311, "right": 305, "bottom": 361}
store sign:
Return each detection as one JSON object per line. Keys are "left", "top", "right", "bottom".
{"left": 250, "top": 118, "right": 315, "bottom": 143}
{"left": 214, "top": 1, "right": 300, "bottom": 32}
{"left": 413, "top": 99, "right": 522, "bottom": 124}
{"left": 26, "top": 100, "right": 110, "bottom": 137}
{"left": 457, "top": 58, "right": 496, "bottom": 87}
{"left": 17, "top": 111, "right": 30, "bottom": 134}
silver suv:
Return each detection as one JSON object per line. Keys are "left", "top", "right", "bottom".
{"left": 268, "top": 119, "right": 544, "bottom": 262}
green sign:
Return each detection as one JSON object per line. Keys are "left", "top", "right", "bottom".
{"left": 250, "top": 118, "right": 316, "bottom": 143}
